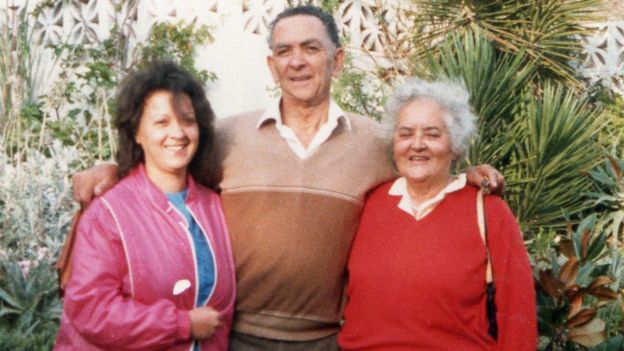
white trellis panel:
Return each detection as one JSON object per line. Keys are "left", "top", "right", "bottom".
{"left": 581, "top": 21, "right": 624, "bottom": 95}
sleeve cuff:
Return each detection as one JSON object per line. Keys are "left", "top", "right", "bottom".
{"left": 176, "top": 310, "right": 192, "bottom": 341}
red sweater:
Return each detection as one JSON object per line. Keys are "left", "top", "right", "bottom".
{"left": 339, "top": 181, "right": 536, "bottom": 351}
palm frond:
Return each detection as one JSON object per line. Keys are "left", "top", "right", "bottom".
{"left": 505, "top": 83, "right": 605, "bottom": 232}
{"left": 409, "top": 0, "right": 604, "bottom": 88}
{"left": 415, "top": 31, "right": 534, "bottom": 164}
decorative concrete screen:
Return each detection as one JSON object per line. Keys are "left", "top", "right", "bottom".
{"left": 582, "top": 20, "right": 624, "bottom": 96}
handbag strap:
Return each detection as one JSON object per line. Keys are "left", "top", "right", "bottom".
{"left": 56, "top": 207, "right": 82, "bottom": 297}
{"left": 476, "top": 189, "right": 493, "bottom": 284}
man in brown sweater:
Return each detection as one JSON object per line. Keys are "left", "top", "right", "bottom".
{"left": 72, "top": 5, "right": 503, "bottom": 350}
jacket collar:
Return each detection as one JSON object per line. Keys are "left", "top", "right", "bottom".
{"left": 127, "top": 164, "right": 199, "bottom": 211}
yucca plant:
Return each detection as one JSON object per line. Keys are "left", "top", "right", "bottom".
{"left": 415, "top": 31, "right": 604, "bottom": 234}
{"left": 407, "top": 0, "right": 603, "bottom": 89}
{"left": 418, "top": 30, "right": 534, "bottom": 164}
{"left": 504, "top": 83, "right": 604, "bottom": 233}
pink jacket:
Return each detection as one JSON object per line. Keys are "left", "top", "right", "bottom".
{"left": 55, "top": 165, "right": 236, "bottom": 350}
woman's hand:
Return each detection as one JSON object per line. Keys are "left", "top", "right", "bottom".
{"left": 189, "top": 306, "right": 221, "bottom": 340}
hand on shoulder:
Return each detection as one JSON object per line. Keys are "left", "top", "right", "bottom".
{"left": 72, "top": 162, "right": 119, "bottom": 207}
{"left": 466, "top": 164, "right": 505, "bottom": 195}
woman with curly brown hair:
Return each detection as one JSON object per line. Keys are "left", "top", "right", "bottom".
{"left": 55, "top": 61, "right": 235, "bottom": 351}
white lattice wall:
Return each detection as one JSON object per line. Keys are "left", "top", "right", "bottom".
{"left": 582, "top": 20, "right": 624, "bottom": 95}
{"left": 2, "top": 0, "right": 623, "bottom": 117}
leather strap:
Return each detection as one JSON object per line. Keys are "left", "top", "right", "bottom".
{"left": 476, "top": 190, "right": 493, "bottom": 283}
{"left": 56, "top": 208, "right": 82, "bottom": 296}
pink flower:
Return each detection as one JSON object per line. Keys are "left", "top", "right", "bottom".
{"left": 36, "top": 247, "right": 49, "bottom": 261}
{"left": 18, "top": 260, "right": 31, "bottom": 279}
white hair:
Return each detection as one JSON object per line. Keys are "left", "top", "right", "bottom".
{"left": 384, "top": 78, "right": 478, "bottom": 158}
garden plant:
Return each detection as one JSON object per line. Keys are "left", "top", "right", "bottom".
{"left": 1, "top": 1, "right": 624, "bottom": 350}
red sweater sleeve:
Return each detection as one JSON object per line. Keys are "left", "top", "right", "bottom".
{"left": 63, "top": 200, "right": 191, "bottom": 349}
{"left": 486, "top": 196, "right": 537, "bottom": 350}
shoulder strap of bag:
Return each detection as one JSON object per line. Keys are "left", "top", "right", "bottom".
{"left": 56, "top": 208, "right": 82, "bottom": 297}
{"left": 476, "top": 190, "right": 493, "bottom": 283}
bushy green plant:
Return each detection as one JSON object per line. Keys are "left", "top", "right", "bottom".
{"left": 419, "top": 30, "right": 534, "bottom": 163}
{"left": 0, "top": 258, "right": 61, "bottom": 351}
{"left": 332, "top": 54, "right": 389, "bottom": 121}
{"left": 137, "top": 22, "right": 215, "bottom": 83}
{"left": 0, "top": 141, "right": 79, "bottom": 349}
{"left": 0, "top": 142, "right": 78, "bottom": 256}
{"left": 46, "top": 15, "right": 216, "bottom": 164}
{"left": 594, "top": 92, "right": 624, "bottom": 157}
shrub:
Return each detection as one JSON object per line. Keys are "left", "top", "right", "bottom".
{"left": 0, "top": 141, "right": 79, "bottom": 349}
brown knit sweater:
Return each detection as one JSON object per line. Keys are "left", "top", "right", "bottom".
{"left": 216, "top": 110, "right": 393, "bottom": 341}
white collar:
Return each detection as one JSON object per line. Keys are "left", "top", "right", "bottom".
{"left": 389, "top": 174, "right": 467, "bottom": 220}
{"left": 256, "top": 98, "right": 351, "bottom": 130}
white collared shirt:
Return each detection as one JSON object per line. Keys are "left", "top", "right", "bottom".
{"left": 256, "top": 99, "right": 352, "bottom": 159}
{"left": 389, "top": 174, "right": 467, "bottom": 220}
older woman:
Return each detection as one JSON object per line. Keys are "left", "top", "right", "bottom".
{"left": 339, "top": 79, "right": 536, "bottom": 350}
{"left": 55, "top": 61, "right": 235, "bottom": 350}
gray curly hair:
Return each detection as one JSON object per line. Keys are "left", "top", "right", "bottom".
{"left": 384, "top": 78, "right": 478, "bottom": 159}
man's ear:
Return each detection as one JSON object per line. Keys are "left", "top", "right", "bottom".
{"left": 267, "top": 55, "right": 279, "bottom": 84}
{"left": 332, "top": 47, "right": 345, "bottom": 77}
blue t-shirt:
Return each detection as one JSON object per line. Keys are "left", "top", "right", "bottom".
{"left": 166, "top": 189, "right": 216, "bottom": 307}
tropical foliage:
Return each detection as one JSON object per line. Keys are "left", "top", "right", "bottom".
{"left": 404, "top": 0, "right": 603, "bottom": 88}
{"left": 1, "top": 0, "right": 624, "bottom": 350}
{"left": 414, "top": 32, "right": 603, "bottom": 233}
